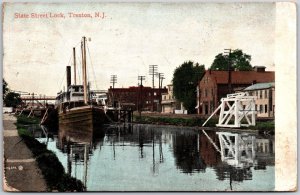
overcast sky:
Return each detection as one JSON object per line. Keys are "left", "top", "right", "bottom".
{"left": 3, "top": 3, "right": 276, "bottom": 95}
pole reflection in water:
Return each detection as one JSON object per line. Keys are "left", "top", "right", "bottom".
{"left": 33, "top": 124, "right": 274, "bottom": 191}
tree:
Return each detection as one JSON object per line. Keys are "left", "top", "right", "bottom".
{"left": 4, "top": 92, "right": 22, "bottom": 108}
{"left": 3, "top": 79, "right": 8, "bottom": 99}
{"left": 210, "top": 49, "right": 252, "bottom": 71}
{"left": 172, "top": 61, "right": 205, "bottom": 114}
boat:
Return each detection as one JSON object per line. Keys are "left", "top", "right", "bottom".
{"left": 55, "top": 37, "right": 107, "bottom": 129}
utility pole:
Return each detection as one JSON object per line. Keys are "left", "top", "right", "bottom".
{"left": 157, "top": 73, "right": 164, "bottom": 112}
{"left": 149, "top": 65, "right": 158, "bottom": 112}
{"left": 158, "top": 73, "right": 164, "bottom": 88}
{"left": 138, "top": 76, "right": 145, "bottom": 116}
{"left": 224, "top": 49, "right": 232, "bottom": 94}
{"left": 138, "top": 76, "right": 145, "bottom": 86}
{"left": 110, "top": 75, "right": 117, "bottom": 89}
{"left": 110, "top": 75, "right": 117, "bottom": 107}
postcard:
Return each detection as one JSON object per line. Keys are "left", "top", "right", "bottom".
{"left": 2, "top": 2, "right": 297, "bottom": 192}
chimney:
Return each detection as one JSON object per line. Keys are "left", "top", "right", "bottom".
{"left": 66, "top": 66, "right": 71, "bottom": 89}
{"left": 253, "top": 66, "right": 266, "bottom": 72}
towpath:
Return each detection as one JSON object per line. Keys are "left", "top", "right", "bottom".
{"left": 3, "top": 114, "right": 47, "bottom": 192}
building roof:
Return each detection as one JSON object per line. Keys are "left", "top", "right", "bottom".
{"left": 243, "top": 82, "right": 275, "bottom": 91}
{"left": 205, "top": 70, "right": 275, "bottom": 84}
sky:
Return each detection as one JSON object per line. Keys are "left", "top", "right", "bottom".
{"left": 3, "top": 3, "right": 276, "bottom": 96}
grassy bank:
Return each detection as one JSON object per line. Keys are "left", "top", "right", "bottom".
{"left": 249, "top": 121, "right": 275, "bottom": 133}
{"left": 133, "top": 115, "right": 274, "bottom": 132}
{"left": 134, "top": 115, "right": 218, "bottom": 127}
{"left": 16, "top": 115, "right": 85, "bottom": 192}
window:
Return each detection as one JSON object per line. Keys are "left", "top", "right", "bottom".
{"left": 260, "top": 105, "right": 263, "bottom": 113}
{"left": 205, "top": 89, "right": 208, "bottom": 97}
{"left": 259, "top": 90, "right": 262, "bottom": 99}
{"left": 265, "top": 104, "right": 268, "bottom": 113}
{"left": 154, "top": 92, "right": 157, "bottom": 96}
{"left": 205, "top": 104, "right": 209, "bottom": 115}
{"left": 265, "top": 90, "right": 268, "bottom": 98}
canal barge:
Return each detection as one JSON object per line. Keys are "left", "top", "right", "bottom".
{"left": 56, "top": 36, "right": 107, "bottom": 128}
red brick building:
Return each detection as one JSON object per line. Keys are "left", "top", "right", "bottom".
{"left": 107, "top": 86, "right": 167, "bottom": 111}
{"left": 197, "top": 67, "right": 275, "bottom": 115}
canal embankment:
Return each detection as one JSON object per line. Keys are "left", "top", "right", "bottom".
{"left": 133, "top": 112, "right": 274, "bottom": 134}
{"left": 3, "top": 114, "right": 85, "bottom": 192}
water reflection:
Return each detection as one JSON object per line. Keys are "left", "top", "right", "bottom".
{"left": 33, "top": 124, "right": 274, "bottom": 191}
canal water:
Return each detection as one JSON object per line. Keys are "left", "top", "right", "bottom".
{"left": 32, "top": 124, "right": 274, "bottom": 191}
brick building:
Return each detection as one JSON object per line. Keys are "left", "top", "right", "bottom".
{"left": 107, "top": 86, "right": 167, "bottom": 111}
{"left": 197, "top": 67, "right": 275, "bottom": 116}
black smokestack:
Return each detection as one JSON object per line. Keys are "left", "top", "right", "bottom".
{"left": 67, "top": 66, "right": 71, "bottom": 89}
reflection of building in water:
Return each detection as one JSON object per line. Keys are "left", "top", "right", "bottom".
{"left": 172, "top": 131, "right": 206, "bottom": 174}
{"left": 254, "top": 137, "right": 275, "bottom": 170}
{"left": 214, "top": 163, "right": 253, "bottom": 185}
{"left": 199, "top": 131, "right": 221, "bottom": 166}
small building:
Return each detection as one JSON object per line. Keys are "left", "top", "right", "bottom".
{"left": 243, "top": 82, "right": 275, "bottom": 118}
{"left": 197, "top": 67, "right": 275, "bottom": 116}
{"left": 161, "top": 84, "right": 187, "bottom": 114}
{"left": 107, "top": 86, "right": 167, "bottom": 111}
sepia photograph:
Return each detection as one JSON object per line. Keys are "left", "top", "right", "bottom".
{"left": 2, "top": 2, "right": 297, "bottom": 192}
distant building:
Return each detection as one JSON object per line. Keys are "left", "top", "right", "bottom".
{"left": 243, "top": 82, "right": 275, "bottom": 118}
{"left": 90, "top": 90, "right": 107, "bottom": 106}
{"left": 107, "top": 86, "right": 167, "bottom": 111}
{"left": 197, "top": 66, "right": 275, "bottom": 116}
{"left": 161, "top": 84, "right": 187, "bottom": 114}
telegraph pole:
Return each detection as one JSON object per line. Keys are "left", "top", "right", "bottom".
{"left": 149, "top": 65, "right": 158, "bottom": 112}
{"left": 138, "top": 76, "right": 145, "bottom": 116}
{"left": 157, "top": 73, "right": 164, "bottom": 112}
{"left": 224, "top": 49, "right": 232, "bottom": 94}
{"left": 110, "top": 75, "right": 117, "bottom": 107}
{"left": 110, "top": 75, "right": 117, "bottom": 89}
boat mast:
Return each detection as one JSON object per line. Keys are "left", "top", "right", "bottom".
{"left": 81, "top": 36, "right": 88, "bottom": 104}
{"left": 73, "top": 47, "right": 77, "bottom": 85}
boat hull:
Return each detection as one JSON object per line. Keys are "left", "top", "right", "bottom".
{"left": 58, "top": 106, "right": 107, "bottom": 129}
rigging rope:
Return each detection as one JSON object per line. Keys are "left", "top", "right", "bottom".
{"left": 86, "top": 41, "right": 99, "bottom": 90}
{"left": 58, "top": 70, "right": 66, "bottom": 92}
{"left": 76, "top": 55, "right": 82, "bottom": 84}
